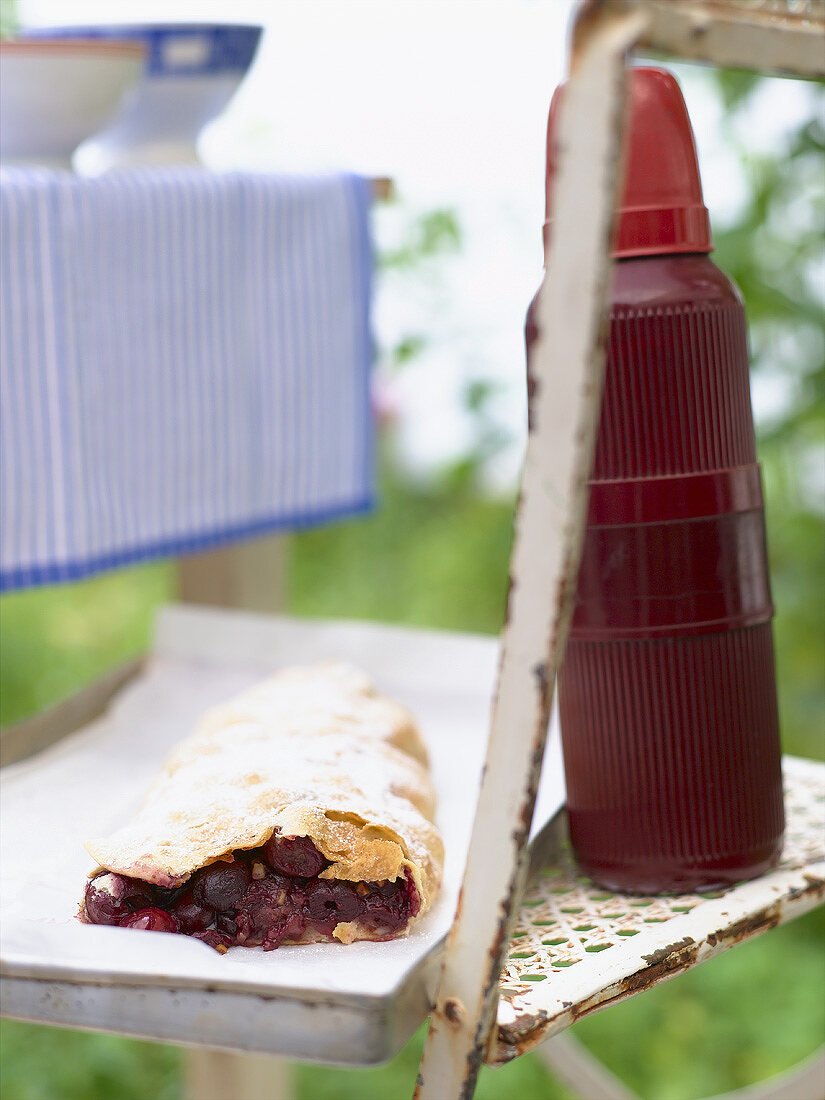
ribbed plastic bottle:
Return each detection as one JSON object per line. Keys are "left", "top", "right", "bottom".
{"left": 528, "top": 66, "right": 785, "bottom": 894}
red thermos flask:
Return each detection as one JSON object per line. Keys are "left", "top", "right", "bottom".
{"left": 530, "top": 67, "right": 785, "bottom": 894}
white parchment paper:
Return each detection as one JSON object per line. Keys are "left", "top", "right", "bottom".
{"left": 1, "top": 605, "right": 565, "bottom": 1003}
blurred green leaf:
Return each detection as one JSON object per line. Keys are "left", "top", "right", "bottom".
{"left": 392, "top": 333, "right": 427, "bottom": 365}
{"left": 0, "top": 0, "right": 19, "bottom": 39}
{"left": 380, "top": 207, "right": 462, "bottom": 269}
{"left": 714, "top": 68, "right": 761, "bottom": 111}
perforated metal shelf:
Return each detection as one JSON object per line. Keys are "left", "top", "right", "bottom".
{"left": 493, "top": 755, "right": 825, "bottom": 1064}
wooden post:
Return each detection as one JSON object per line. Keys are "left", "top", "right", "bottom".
{"left": 176, "top": 535, "right": 286, "bottom": 614}
{"left": 185, "top": 1050, "right": 293, "bottom": 1100}
{"left": 177, "top": 536, "right": 290, "bottom": 1098}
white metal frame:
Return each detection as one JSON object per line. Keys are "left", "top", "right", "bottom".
{"left": 416, "top": 1, "right": 825, "bottom": 1097}
{"left": 414, "top": 5, "right": 647, "bottom": 1095}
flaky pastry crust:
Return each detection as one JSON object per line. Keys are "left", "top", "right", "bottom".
{"left": 84, "top": 663, "right": 443, "bottom": 935}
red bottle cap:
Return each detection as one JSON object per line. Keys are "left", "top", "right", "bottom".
{"left": 544, "top": 66, "right": 712, "bottom": 259}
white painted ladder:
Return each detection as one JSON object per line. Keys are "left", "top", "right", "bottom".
{"left": 415, "top": 3, "right": 825, "bottom": 1098}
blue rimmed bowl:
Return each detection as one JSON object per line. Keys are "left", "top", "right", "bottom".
{"left": 23, "top": 23, "right": 263, "bottom": 171}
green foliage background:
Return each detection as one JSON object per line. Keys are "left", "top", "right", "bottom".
{"left": 709, "top": 70, "right": 825, "bottom": 763}
{"left": 1, "top": 69, "right": 822, "bottom": 1100}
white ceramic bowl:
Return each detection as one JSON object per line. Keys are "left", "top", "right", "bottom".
{"left": 26, "top": 24, "right": 263, "bottom": 173}
{"left": 0, "top": 39, "right": 145, "bottom": 168}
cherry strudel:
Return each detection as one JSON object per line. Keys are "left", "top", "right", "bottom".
{"left": 81, "top": 663, "right": 443, "bottom": 952}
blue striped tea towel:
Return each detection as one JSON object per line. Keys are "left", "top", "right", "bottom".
{"left": 0, "top": 169, "right": 374, "bottom": 590}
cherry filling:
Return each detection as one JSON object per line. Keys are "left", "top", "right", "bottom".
{"left": 84, "top": 831, "right": 421, "bottom": 952}
{"left": 194, "top": 862, "right": 251, "bottom": 911}
{"left": 120, "top": 908, "right": 180, "bottom": 933}
{"left": 83, "top": 873, "right": 154, "bottom": 925}
{"left": 170, "top": 888, "right": 214, "bottom": 933}
{"left": 262, "top": 833, "right": 327, "bottom": 878}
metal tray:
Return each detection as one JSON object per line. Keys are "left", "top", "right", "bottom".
{"left": 0, "top": 604, "right": 565, "bottom": 1064}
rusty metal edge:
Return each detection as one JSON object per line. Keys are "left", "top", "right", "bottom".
{"left": 491, "top": 862, "right": 825, "bottom": 1064}
{"left": 412, "top": 5, "right": 649, "bottom": 1098}
{"left": 637, "top": 0, "right": 825, "bottom": 79}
